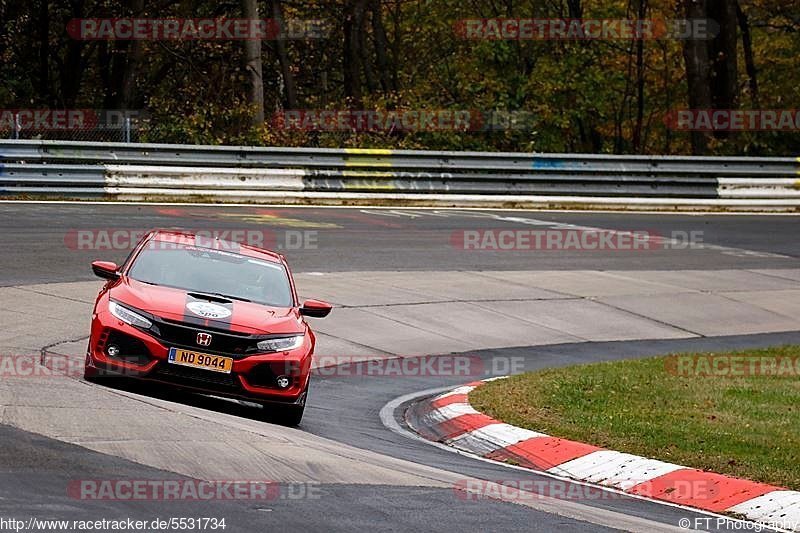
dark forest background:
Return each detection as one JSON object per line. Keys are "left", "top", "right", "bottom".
{"left": 1, "top": 0, "right": 798, "bottom": 154}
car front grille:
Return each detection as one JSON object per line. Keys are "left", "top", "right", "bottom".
{"left": 150, "top": 319, "right": 261, "bottom": 358}
{"left": 150, "top": 362, "right": 241, "bottom": 392}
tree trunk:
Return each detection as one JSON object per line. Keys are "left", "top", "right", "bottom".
{"left": 269, "top": 0, "right": 298, "bottom": 109}
{"left": 681, "top": 0, "right": 712, "bottom": 154}
{"left": 99, "top": 41, "right": 114, "bottom": 108}
{"left": 567, "top": 0, "right": 583, "bottom": 19}
{"left": 369, "top": 0, "right": 394, "bottom": 93}
{"left": 632, "top": 0, "right": 647, "bottom": 152}
{"left": 359, "top": 15, "right": 378, "bottom": 94}
{"left": 119, "top": 0, "right": 145, "bottom": 110}
{"left": 737, "top": 1, "right": 758, "bottom": 107}
{"left": 343, "top": 0, "right": 366, "bottom": 106}
{"left": 61, "top": 42, "right": 85, "bottom": 107}
{"left": 707, "top": 0, "right": 739, "bottom": 114}
{"left": 242, "top": 0, "right": 265, "bottom": 125}
{"left": 37, "top": 0, "right": 51, "bottom": 106}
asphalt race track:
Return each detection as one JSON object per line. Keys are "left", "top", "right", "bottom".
{"left": 2, "top": 204, "right": 799, "bottom": 285}
{"left": 1, "top": 202, "right": 799, "bottom": 533}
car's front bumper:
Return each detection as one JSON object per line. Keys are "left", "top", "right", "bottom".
{"left": 87, "top": 309, "right": 312, "bottom": 404}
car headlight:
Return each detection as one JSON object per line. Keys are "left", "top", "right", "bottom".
{"left": 109, "top": 301, "right": 153, "bottom": 330}
{"left": 257, "top": 335, "right": 304, "bottom": 353}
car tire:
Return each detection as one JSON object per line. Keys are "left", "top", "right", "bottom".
{"left": 274, "top": 404, "right": 305, "bottom": 427}
{"left": 263, "top": 385, "right": 307, "bottom": 427}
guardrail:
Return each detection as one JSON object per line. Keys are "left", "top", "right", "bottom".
{"left": 1, "top": 140, "right": 798, "bottom": 211}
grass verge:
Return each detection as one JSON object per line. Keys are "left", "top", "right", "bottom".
{"left": 469, "top": 346, "right": 800, "bottom": 489}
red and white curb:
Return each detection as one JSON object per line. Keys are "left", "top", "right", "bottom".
{"left": 405, "top": 379, "right": 800, "bottom": 532}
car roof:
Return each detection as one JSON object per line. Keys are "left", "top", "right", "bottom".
{"left": 147, "top": 229, "right": 284, "bottom": 263}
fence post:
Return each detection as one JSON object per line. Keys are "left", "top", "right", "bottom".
{"left": 13, "top": 112, "right": 20, "bottom": 139}
{"left": 125, "top": 117, "right": 131, "bottom": 143}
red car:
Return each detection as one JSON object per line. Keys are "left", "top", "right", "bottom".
{"left": 85, "top": 229, "right": 332, "bottom": 426}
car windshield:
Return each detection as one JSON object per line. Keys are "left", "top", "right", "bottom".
{"left": 128, "top": 241, "right": 294, "bottom": 308}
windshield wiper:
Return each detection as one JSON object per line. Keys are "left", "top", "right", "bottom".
{"left": 214, "top": 292, "right": 251, "bottom": 303}
{"left": 190, "top": 291, "right": 251, "bottom": 303}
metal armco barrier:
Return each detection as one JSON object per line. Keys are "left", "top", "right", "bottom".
{"left": 1, "top": 140, "right": 799, "bottom": 211}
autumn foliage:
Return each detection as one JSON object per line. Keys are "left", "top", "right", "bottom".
{"left": 0, "top": 0, "right": 797, "bottom": 155}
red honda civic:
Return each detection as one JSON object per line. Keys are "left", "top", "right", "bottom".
{"left": 85, "top": 229, "right": 332, "bottom": 426}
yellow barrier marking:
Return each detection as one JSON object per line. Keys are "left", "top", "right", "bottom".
{"left": 796, "top": 158, "right": 800, "bottom": 189}
{"left": 342, "top": 170, "right": 393, "bottom": 178}
{"left": 344, "top": 149, "right": 393, "bottom": 155}
{"left": 345, "top": 158, "right": 393, "bottom": 168}
{"left": 344, "top": 148, "right": 393, "bottom": 168}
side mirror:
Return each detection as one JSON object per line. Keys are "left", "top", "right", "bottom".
{"left": 92, "top": 260, "right": 120, "bottom": 280}
{"left": 300, "top": 299, "right": 332, "bottom": 319}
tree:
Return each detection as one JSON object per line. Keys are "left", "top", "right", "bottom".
{"left": 682, "top": 0, "right": 741, "bottom": 153}
{"left": 242, "top": 0, "right": 264, "bottom": 125}
{"left": 269, "top": 0, "right": 298, "bottom": 109}
{"left": 682, "top": 0, "right": 713, "bottom": 154}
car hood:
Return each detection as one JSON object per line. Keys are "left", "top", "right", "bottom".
{"left": 109, "top": 278, "right": 303, "bottom": 335}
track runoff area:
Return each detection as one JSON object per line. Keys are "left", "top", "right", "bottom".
{"left": 0, "top": 203, "right": 798, "bottom": 533}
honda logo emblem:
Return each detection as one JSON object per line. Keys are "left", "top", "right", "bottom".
{"left": 196, "top": 332, "right": 212, "bottom": 347}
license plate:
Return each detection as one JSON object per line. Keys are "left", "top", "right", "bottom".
{"left": 168, "top": 348, "right": 233, "bottom": 374}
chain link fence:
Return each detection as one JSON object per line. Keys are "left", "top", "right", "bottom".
{"left": 0, "top": 111, "right": 146, "bottom": 143}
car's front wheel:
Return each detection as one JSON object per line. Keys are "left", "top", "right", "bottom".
{"left": 261, "top": 386, "right": 307, "bottom": 427}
